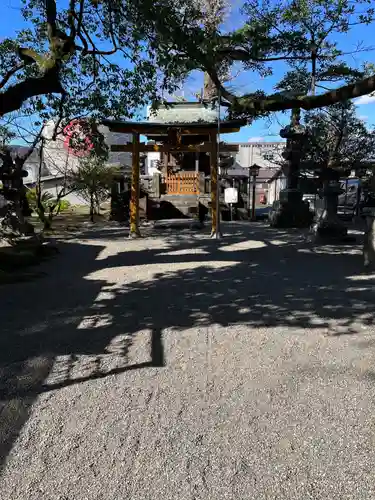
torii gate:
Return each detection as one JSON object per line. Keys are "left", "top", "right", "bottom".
{"left": 102, "top": 118, "right": 246, "bottom": 237}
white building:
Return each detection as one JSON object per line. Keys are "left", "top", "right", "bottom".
{"left": 267, "top": 170, "right": 287, "bottom": 205}
{"left": 231, "top": 141, "right": 285, "bottom": 171}
{"left": 19, "top": 120, "right": 132, "bottom": 205}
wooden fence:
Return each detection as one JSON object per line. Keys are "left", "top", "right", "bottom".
{"left": 166, "top": 172, "right": 200, "bottom": 195}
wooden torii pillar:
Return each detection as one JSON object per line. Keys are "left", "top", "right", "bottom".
{"left": 209, "top": 130, "right": 219, "bottom": 237}
{"left": 129, "top": 132, "right": 141, "bottom": 238}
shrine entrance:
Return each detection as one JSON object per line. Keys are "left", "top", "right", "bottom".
{"left": 102, "top": 116, "right": 245, "bottom": 237}
{"left": 166, "top": 172, "right": 200, "bottom": 195}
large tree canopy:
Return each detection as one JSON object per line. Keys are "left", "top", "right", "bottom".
{"left": 301, "top": 103, "right": 375, "bottom": 173}
{"left": 2, "top": 0, "right": 375, "bottom": 125}
{"left": 203, "top": 0, "right": 375, "bottom": 118}
{"left": 0, "top": 0, "right": 204, "bottom": 120}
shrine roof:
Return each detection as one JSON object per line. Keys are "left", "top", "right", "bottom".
{"left": 101, "top": 118, "right": 247, "bottom": 135}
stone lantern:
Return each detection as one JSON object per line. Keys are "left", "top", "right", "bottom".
{"left": 269, "top": 108, "right": 313, "bottom": 228}
{"left": 0, "top": 149, "right": 34, "bottom": 235}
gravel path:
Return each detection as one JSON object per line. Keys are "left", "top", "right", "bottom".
{"left": 1, "top": 222, "right": 375, "bottom": 499}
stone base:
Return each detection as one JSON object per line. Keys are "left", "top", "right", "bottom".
{"left": 269, "top": 194, "right": 313, "bottom": 228}
{"left": 312, "top": 213, "right": 350, "bottom": 242}
{"left": 314, "top": 222, "right": 347, "bottom": 239}
{"left": 129, "top": 230, "right": 142, "bottom": 239}
{"left": 210, "top": 230, "right": 223, "bottom": 239}
{"left": 1, "top": 215, "right": 35, "bottom": 238}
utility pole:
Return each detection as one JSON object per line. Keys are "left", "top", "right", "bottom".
{"left": 215, "top": 87, "right": 222, "bottom": 238}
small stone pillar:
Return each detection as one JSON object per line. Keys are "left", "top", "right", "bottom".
{"left": 363, "top": 210, "right": 375, "bottom": 268}
{"left": 152, "top": 172, "right": 161, "bottom": 198}
{"left": 312, "top": 166, "right": 348, "bottom": 241}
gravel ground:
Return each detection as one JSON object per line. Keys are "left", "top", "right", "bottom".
{"left": 1, "top": 222, "right": 375, "bottom": 499}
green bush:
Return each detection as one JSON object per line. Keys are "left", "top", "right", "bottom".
{"left": 26, "top": 188, "right": 53, "bottom": 210}
{"left": 56, "top": 198, "right": 70, "bottom": 212}
{"left": 26, "top": 188, "right": 70, "bottom": 214}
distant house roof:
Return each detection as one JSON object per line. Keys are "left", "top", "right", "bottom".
{"left": 7, "top": 145, "right": 40, "bottom": 163}
{"left": 227, "top": 162, "right": 279, "bottom": 181}
{"left": 231, "top": 141, "right": 285, "bottom": 147}
{"left": 268, "top": 168, "right": 284, "bottom": 183}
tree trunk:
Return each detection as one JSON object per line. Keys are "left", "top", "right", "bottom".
{"left": 14, "top": 195, "right": 27, "bottom": 232}
{"left": 203, "top": 72, "right": 217, "bottom": 102}
{"left": 94, "top": 194, "right": 101, "bottom": 215}
{"left": 90, "top": 193, "right": 94, "bottom": 222}
{"left": 43, "top": 215, "right": 52, "bottom": 231}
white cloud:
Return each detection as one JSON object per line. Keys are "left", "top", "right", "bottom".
{"left": 355, "top": 94, "right": 375, "bottom": 105}
{"left": 359, "top": 115, "right": 369, "bottom": 121}
{"left": 248, "top": 136, "right": 264, "bottom": 142}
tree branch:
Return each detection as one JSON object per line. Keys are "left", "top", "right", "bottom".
{"left": 52, "top": 92, "right": 68, "bottom": 140}
{"left": 78, "top": 22, "right": 117, "bottom": 56}
{"left": 68, "top": 0, "right": 77, "bottom": 39}
{"left": 212, "top": 68, "right": 375, "bottom": 116}
{"left": 218, "top": 48, "right": 311, "bottom": 62}
{"left": 218, "top": 46, "right": 375, "bottom": 64}
{"left": 45, "top": 0, "right": 58, "bottom": 40}
{"left": 69, "top": 0, "right": 85, "bottom": 40}
{"left": 0, "top": 68, "right": 64, "bottom": 116}
{"left": 0, "top": 63, "right": 25, "bottom": 90}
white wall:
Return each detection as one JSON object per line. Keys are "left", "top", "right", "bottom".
{"left": 41, "top": 120, "right": 80, "bottom": 176}
{"left": 23, "top": 162, "right": 39, "bottom": 184}
{"left": 234, "top": 142, "right": 285, "bottom": 171}
{"left": 23, "top": 119, "right": 132, "bottom": 207}
{"left": 41, "top": 120, "right": 132, "bottom": 176}
{"left": 268, "top": 175, "right": 287, "bottom": 205}
{"left": 43, "top": 186, "right": 89, "bottom": 206}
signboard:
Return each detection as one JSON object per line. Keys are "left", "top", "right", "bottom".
{"left": 224, "top": 187, "right": 238, "bottom": 204}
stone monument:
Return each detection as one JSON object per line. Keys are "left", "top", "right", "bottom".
{"left": 269, "top": 108, "right": 313, "bottom": 228}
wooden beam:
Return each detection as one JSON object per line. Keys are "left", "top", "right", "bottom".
{"left": 111, "top": 143, "right": 239, "bottom": 153}
{"left": 210, "top": 131, "right": 218, "bottom": 237}
{"left": 104, "top": 124, "right": 242, "bottom": 135}
{"left": 130, "top": 133, "right": 141, "bottom": 238}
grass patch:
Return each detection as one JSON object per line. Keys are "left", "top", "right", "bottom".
{"left": 29, "top": 205, "right": 111, "bottom": 237}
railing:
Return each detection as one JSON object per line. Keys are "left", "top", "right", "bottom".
{"left": 166, "top": 172, "right": 200, "bottom": 195}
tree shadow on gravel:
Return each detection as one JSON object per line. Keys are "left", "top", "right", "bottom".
{"left": 0, "top": 222, "right": 374, "bottom": 468}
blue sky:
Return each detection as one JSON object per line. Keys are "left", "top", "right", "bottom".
{"left": 2, "top": 0, "right": 375, "bottom": 144}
